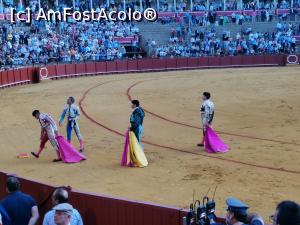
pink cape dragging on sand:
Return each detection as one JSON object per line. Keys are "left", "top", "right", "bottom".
{"left": 56, "top": 135, "right": 86, "bottom": 163}
{"left": 204, "top": 125, "right": 229, "bottom": 153}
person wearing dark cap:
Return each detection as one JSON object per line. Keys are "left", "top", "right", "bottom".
{"left": 130, "top": 100, "right": 145, "bottom": 143}
{"left": 53, "top": 203, "right": 74, "bottom": 225}
{"left": 225, "top": 197, "right": 249, "bottom": 225}
{"left": 270, "top": 200, "right": 300, "bottom": 225}
{"left": 197, "top": 92, "right": 214, "bottom": 147}
{"left": 0, "top": 176, "right": 39, "bottom": 225}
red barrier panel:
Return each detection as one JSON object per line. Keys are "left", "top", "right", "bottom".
{"left": 241, "top": 55, "right": 254, "bottom": 65}
{"left": 253, "top": 55, "right": 265, "bottom": 65}
{"left": 152, "top": 58, "right": 166, "bottom": 70}
{"left": 20, "top": 68, "right": 29, "bottom": 81}
{"left": 106, "top": 61, "right": 117, "bottom": 73}
{"left": 264, "top": 55, "right": 282, "bottom": 65}
{"left": 45, "top": 65, "right": 57, "bottom": 77}
{"left": 14, "top": 69, "right": 21, "bottom": 82}
{"left": 219, "top": 56, "right": 232, "bottom": 66}
{"left": 66, "top": 64, "right": 76, "bottom": 75}
{"left": 7, "top": 70, "right": 15, "bottom": 84}
{"left": 85, "top": 62, "right": 96, "bottom": 74}
{"left": 137, "top": 59, "right": 153, "bottom": 71}
{"left": 68, "top": 190, "right": 181, "bottom": 225}
{"left": 198, "top": 57, "right": 209, "bottom": 67}
{"left": 56, "top": 64, "right": 66, "bottom": 76}
{"left": 208, "top": 57, "right": 220, "bottom": 67}
{"left": 75, "top": 63, "right": 86, "bottom": 75}
{"left": 177, "top": 58, "right": 188, "bottom": 68}
{"left": 231, "top": 56, "right": 242, "bottom": 65}
{"left": 116, "top": 60, "right": 128, "bottom": 72}
{"left": 0, "top": 172, "right": 6, "bottom": 198}
{"left": 127, "top": 60, "right": 138, "bottom": 72}
{"left": 95, "top": 61, "right": 107, "bottom": 73}
{"left": 27, "top": 67, "right": 36, "bottom": 83}
{"left": 187, "top": 58, "right": 199, "bottom": 68}
{"left": 165, "top": 58, "right": 177, "bottom": 69}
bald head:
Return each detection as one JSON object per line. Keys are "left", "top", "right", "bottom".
{"left": 52, "top": 188, "right": 69, "bottom": 206}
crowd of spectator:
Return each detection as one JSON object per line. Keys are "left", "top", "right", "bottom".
{"left": 154, "top": 22, "right": 298, "bottom": 57}
{"left": 0, "top": 20, "right": 140, "bottom": 67}
{"left": 155, "top": 0, "right": 300, "bottom": 12}
{"left": 1, "top": 0, "right": 300, "bottom": 13}
{"left": 0, "top": 176, "right": 300, "bottom": 225}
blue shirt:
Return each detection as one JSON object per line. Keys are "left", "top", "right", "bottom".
{"left": 59, "top": 104, "right": 81, "bottom": 125}
{"left": 43, "top": 208, "right": 83, "bottom": 225}
{"left": 0, "top": 191, "right": 36, "bottom": 225}
{"left": 0, "top": 204, "right": 11, "bottom": 225}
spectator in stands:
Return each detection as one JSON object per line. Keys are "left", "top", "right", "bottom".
{"left": 270, "top": 200, "right": 300, "bottom": 225}
{"left": 53, "top": 203, "right": 74, "bottom": 225}
{"left": 0, "top": 176, "right": 39, "bottom": 225}
{"left": 43, "top": 187, "right": 83, "bottom": 225}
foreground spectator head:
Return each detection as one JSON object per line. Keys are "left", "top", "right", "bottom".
{"left": 6, "top": 176, "right": 20, "bottom": 193}
{"left": 53, "top": 203, "right": 73, "bottom": 225}
{"left": 271, "top": 200, "right": 300, "bottom": 225}
{"left": 52, "top": 188, "right": 69, "bottom": 206}
{"left": 43, "top": 187, "right": 83, "bottom": 225}
{"left": 225, "top": 197, "right": 248, "bottom": 224}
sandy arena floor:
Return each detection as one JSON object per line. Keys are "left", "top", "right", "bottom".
{"left": 0, "top": 66, "right": 300, "bottom": 220}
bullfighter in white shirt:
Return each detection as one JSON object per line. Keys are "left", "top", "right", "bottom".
{"left": 31, "top": 110, "right": 61, "bottom": 162}
{"left": 197, "top": 92, "right": 215, "bottom": 147}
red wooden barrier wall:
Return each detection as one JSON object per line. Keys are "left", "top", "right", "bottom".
{"left": 0, "top": 55, "right": 294, "bottom": 89}
{"left": 0, "top": 171, "right": 184, "bottom": 225}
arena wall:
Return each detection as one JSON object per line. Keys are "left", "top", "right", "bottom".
{"left": 0, "top": 54, "right": 294, "bottom": 88}
{"left": 0, "top": 170, "right": 227, "bottom": 225}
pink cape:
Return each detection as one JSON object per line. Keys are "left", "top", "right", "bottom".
{"left": 121, "top": 130, "right": 133, "bottom": 167}
{"left": 204, "top": 126, "right": 229, "bottom": 153}
{"left": 56, "top": 135, "right": 86, "bottom": 163}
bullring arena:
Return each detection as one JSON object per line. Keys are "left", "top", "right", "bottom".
{"left": 1, "top": 59, "right": 300, "bottom": 222}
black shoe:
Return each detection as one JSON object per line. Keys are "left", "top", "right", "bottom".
{"left": 31, "top": 152, "right": 39, "bottom": 158}
{"left": 197, "top": 143, "right": 204, "bottom": 147}
{"left": 53, "top": 158, "right": 62, "bottom": 162}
